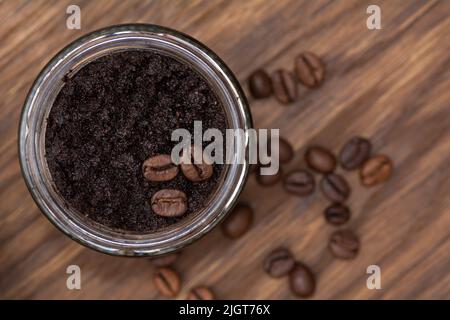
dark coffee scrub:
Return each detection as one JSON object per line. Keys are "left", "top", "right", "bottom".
{"left": 45, "top": 50, "right": 227, "bottom": 232}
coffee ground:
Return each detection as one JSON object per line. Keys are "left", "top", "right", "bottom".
{"left": 45, "top": 50, "right": 226, "bottom": 232}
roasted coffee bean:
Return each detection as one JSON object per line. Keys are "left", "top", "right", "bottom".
{"left": 339, "top": 137, "right": 371, "bottom": 170}
{"left": 289, "top": 263, "right": 316, "bottom": 298}
{"left": 324, "top": 203, "right": 351, "bottom": 225}
{"left": 153, "top": 267, "right": 181, "bottom": 297}
{"left": 295, "top": 52, "right": 325, "bottom": 88}
{"left": 142, "top": 154, "right": 178, "bottom": 182}
{"left": 180, "top": 145, "right": 213, "bottom": 182}
{"left": 221, "top": 204, "right": 253, "bottom": 239}
{"left": 328, "top": 230, "right": 359, "bottom": 259}
{"left": 248, "top": 69, "right": 272, "bottom": 99}
{"left": 150, "top": 189, "right": 187, "bottom": 217}
{"left": 279, "top": 137, "right": 294, "bottom": 163}
{"left": 360, "top": 155, "right": 393, "bottom": 186}
{"left": 187, "top": 286, "right": 215, "bottom": 300}
{"left": 150, "top": 252, "right": 180, "bottom": 267}
{"left": 256, "top": 167, "right": 283, "bottom": 186}
{"left": 320, "top": 174, "right": 350, "bottom": 203}
{"left": 305, "top": 146, "right": 336, "bottom": 173}
{"left": 283, "top": 170, "right": 315, "bottom": 196}
{"left": 257, "top": 136, "right": 293, "bottom": 164}
{"left": 181, "top": 161, "right": 213, "bottom": 182}
{"left": 272, "top": 69, "right": 298, "bottom": 104}
{"left": 264, "top": 247, "right": 296, "bottom": 278}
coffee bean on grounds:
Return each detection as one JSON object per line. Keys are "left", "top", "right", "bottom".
{"left": 278, "top": 137, "right": 294, "bottom": 164}
{"left": 256, "top": 166, "right": 283, "bottom": 186}
{"left": 142, "top": 154, "right": 179, "bottom": 182}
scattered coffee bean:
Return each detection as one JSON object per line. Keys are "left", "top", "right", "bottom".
{"left": 328, "top": 230, "right": 359, "bottom": 259}
{"left": 283, "top": 170, "right": 315, "bottom": 196}
{"left": 46, "top": 50, "right": 226, "bottom": 233}
{"left": 289, "top": 263, "right": 316, "bottom": 298}
{"left": 324, "top": 203, "right": 351, "bottom": 225}
{"left": 153, "top": 267, "right": 181, "bottom": 297}
{"left": 320, "top": 174, "right": 350, "bottom": 203}
{"left": 339, "top": 137, "right": 371, "bottom": 170}
{"left": 305, "top": 146, "right": 336, "bottom": 173}
{"left": 295, "top": 52, "right": 325, "bottom": 88}
{"left": 256, "top": 167, "right": 283, "bottom": 186}
{"left": 272, "top": 69, "right": 298, "bottom": 104}
{"left": 187, "top": 286, "right": 215, "bottom": 300}
{"left": 248, "top": 69, "right": 272, "bottom": 99}
{"left": 264, "top": 247, "right": 296, "bottom": 278}
{"left": 142, "top": 154, "right": 179, "bottom": 182}
{"left": 221, "top": 204, "right": 253, "bottom": 239}
{"left": 257, "top": 136, "right": 293, "bottom": 165}
{"left": 180, "top": 145, "right": 213, "bottom": 182}
{"left": 150, "top": 252, "right": 180, "bottom": 267}
{"left": 360, "top": 155, "right": 393, "bottom": 186}
{"left": 279, "top": 137, "right": 294, "bottom": 163}
{"left": 150, "top": 189, "right": 187, "bottom": 217}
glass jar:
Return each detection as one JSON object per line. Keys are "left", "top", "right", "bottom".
{"left": 19, "top": 24, "right": 251, "bottom": 256}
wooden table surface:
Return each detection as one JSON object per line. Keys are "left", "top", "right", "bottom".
{"left": 1, "top": 0, "right": 449, "bottom": 299}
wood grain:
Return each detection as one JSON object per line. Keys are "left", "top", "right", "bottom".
{"left": 1, "top": 0, "right": 449, "bottom": 299}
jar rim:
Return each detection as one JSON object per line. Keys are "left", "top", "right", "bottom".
{"left": 18, "top": 24, "right": 251, "bottom": 256}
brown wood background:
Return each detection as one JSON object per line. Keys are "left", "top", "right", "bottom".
{"left": 1, "top": 0, "right": 449, "bottom": 300}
